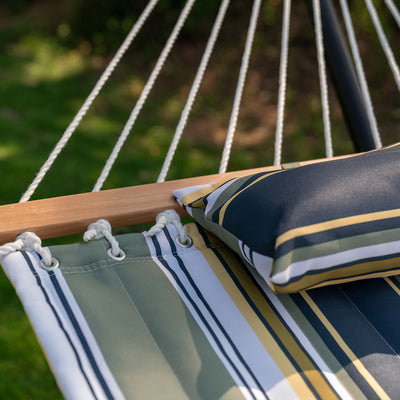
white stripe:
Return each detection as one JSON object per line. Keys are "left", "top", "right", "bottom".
{"left": 203, "top": 177, "right": 241, "bottom": 215}
{"left": 272, "top": 239, "right": 400, "bottom": 285}
{"left": 238, "top": 240, "right": 272, "bottom": 285}
{"left": 2, "top": 251, "right": 108, "bottom": 400}
{"left": 251, "top": 270, "right": 354, "bottom": 400}
{"left": 144, "top": 225, "right": 300, "bottom": 400}
{"left": 173, "top": 183, "right": 214, "bottom": 203}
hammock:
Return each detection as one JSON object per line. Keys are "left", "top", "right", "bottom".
{"left": 1, "top": 1, "right": 400, "bottom": 399}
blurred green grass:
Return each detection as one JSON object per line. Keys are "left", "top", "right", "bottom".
{"left": 0, "top": 0, "right": 399, "bottom": 398}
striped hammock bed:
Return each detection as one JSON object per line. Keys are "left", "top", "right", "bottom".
{"left": 1, "top": 0, "right": 400, "bottom": 399}
{"left": 2, "top": 221, "right": 399, "bottom": 400}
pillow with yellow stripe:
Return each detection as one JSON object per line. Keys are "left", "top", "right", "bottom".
{"left": 174, "top": 143, "right": 400, "bottom": 293}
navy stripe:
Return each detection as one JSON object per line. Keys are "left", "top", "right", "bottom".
{"left": 196, "top": 225, "right": 331, "bottom": 399}
{"left": 21, "top": 252, "right": 98, "bottom": 400}
{"left": 290, "top": 290, "right": 380, "bottom": 400}
{"left": 150, "top": 233, "right": 262, "bottom": 400}
{"left": 49, "top": 272, "right": 115, "bottom": 399}
{"left": 339, "top": 279, "right": 400, "bottom": 354}
{"left": 309, "top": 280, "right": 400, "bottom": 399}
{"left": 163, "top": 228, "right": 269, "bottom": 399}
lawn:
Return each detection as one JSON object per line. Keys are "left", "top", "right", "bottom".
{"left": 0, "top": 0, "right": 399, "bottom": 398}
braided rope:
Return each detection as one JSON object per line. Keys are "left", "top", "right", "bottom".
{"left": 157, "top": 0, "right": 231, "bottom": 182}
{"left": 219, "top": 0, "right": 262, "bottom": 174}
{"left": 384, "top": 0, "right": 400, "bottom": 28}
{"left": 20, "top": 0, "right": 160, "bottom": 202}
{"left": 273, "top": 0, "right": 292, "bottom": 166}
{"left": 92, "top": 0, "right": 197, "bottom": 191}
{"left": 313, "top": 0, "right": 333, "bottom": 158}
{"left": 365, "top": 0, "right": 400, "bottom": 91}
{"left": 338, "top": 0, "right": 382, "bottom": 148}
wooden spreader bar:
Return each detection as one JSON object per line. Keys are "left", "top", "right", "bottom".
{"left": 0, "top": 156, "right": 352, "bottom": 244}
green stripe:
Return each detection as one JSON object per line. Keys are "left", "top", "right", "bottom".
{"left": 203, "top": 175, "right": 255, "bottom": 220}
{"left": 278, "top": 294, "right": 367, "bottom": 399}
{"left": 273, "top": 227, "right": 400, "bottom": 275}
{"left": 52, "top": 233, "right": 244, "bottom": 400}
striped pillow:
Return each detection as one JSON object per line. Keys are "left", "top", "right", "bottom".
{"left": 174, "top": 143, "right": 400, "bottom": 293}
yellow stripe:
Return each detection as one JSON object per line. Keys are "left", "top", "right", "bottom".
{"left": 272, "top": 257, "right": 400, "bottom": 294}
{"left": 180, "top": 179, "right": 232, "bottom": 209}
{"left": 276, "top": 208, "right": 400, "bottom": 249}
{"left": 188, "top": 224, "right": 337, "bottom": 399}
{"left": 300, "top": 291, "right": 391, "bottom": 400}
{"left": 384, "top": 276, "right": 400, "bottom": 296}
{"left": 218, "top": 170, "right": 282, "bottom": 225}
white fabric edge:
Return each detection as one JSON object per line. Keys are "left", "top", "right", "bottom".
{"left": 1, "top": 250, "right": 125, "bottom": 400}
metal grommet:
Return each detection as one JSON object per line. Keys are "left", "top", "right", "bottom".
{"left": 39, "top": 257, "right": 59, "bottom": 271}
{"left": 175, "top": 235, "right": 193, "bottom": 248}
{"left": 107, "top": 248, "right": 126, "bottom": 261}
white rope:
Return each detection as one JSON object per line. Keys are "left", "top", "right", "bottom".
{"left": 384, "top": 0, "right": 400, "bottom": 30}
{"left": 83, "top": 219, "right": 124, "bottom": 258}
{"left": 147, "top": 209, "right": 190, "bottom": 246}
{"left": 273, "top": 0, "right": 292, "bottom": 166}
{"left": 0, "top": 232, "right": 53, "bottom": 267}
{"left": 157, "top": 0, "right": 231, "bottom": 182}
{"left": 92, "top": 0, "right": 197, "bottom": 192}
{"left": 365, "top": 0, "right": 400, "bottom": 91}
{"left": 218, "top": 0, "right": 262, "bottom": 174}
{"left": 19, "top": 0, "right": 160, "bottom": 203}
{"left": 313, "top": 0, "right": 333, "bottom": 158}
{"left": 339, "top": 0, "right": 382, "bottom": 148}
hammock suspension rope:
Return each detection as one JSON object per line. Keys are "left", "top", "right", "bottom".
{"left": 19, "top": 0, "right": 160, "bottom": 203}
{"left": 273, "top": 0, "right": 292, "bottom": 166}
{"left": 313, "top": 0, "right": 333, "bottom": 158}
{"left": 157, "top": 0, "right": 231, "bottom": 182}
{"left": 338, "top": 0, "right": 382, "bottom": 148}
{"left": 218, "top": 0, "right": 262, "bottom": 174}
{"left": 365, "top": 0, "right": 400, "bottom": 91}
{"left": 15, "top": 0, "right": 400, "bottom": 211}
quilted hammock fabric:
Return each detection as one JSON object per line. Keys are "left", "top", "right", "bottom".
{"left": 2, "top": 222, "right": 400, "bottom": 399}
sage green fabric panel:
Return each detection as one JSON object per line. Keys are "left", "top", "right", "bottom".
{"left": 113, "top": 259, "right": 245, "bottom": 400}
{"left": 51, "top": 233, "right": 245, "bottom": 400}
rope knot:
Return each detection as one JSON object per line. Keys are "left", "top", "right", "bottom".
{"left": 83, "top": 219, "right": 125, "bottom": 260}
{"left": 0, "top": 231, "right": 55, "bottom": 269}
{"left": 147, "top": 209, "right": 192, "bottom": 247}
{"left": 83, "top": 219, "right": 113, "bottom": 241}
{"left": 16, "top": 231, "right": 43, "bottom": 252}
